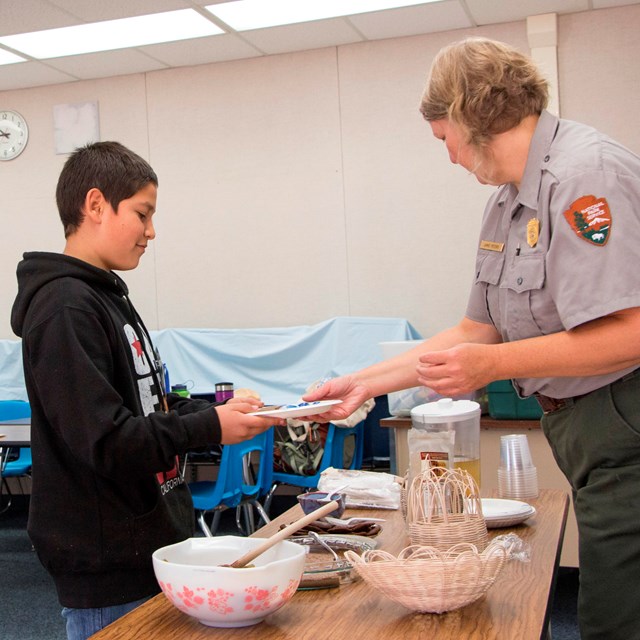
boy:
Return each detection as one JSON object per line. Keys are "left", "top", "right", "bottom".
{"left": 10, "top": 141, "right": 278, "bottom": 640}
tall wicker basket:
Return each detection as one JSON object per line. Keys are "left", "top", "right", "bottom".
{"left": 406, "top": 467, "right": 488, "bottom": 551}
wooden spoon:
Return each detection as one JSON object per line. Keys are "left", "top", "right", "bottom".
{"left": 226, "top": 500, "right": 340, "bottom": 569}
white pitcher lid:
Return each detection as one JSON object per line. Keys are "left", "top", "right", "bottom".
{"left": 410, "top": 397, "right": 480, "bottom": 423}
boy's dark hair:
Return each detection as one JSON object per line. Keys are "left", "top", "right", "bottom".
{"left": 56, "top": 141, "right": 158, "bottom": 238}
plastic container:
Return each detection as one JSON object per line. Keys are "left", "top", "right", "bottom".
{"left": 171, "top": 384, "right": 190, "bottom": 398}
{"left": 297, "top": 491, "right": 346, "bottom": 518}
{"left": 215, "top": 382, "right": 234, "bottom": 402}
{"left": 487, "top": 380, "right": 542, "bottom": 419}
{"left": 409, "top": 398, "right": 482, "bottom": 488}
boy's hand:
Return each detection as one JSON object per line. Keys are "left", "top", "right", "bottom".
{"left": 215, "top": 401, "right": 284, "bottom": 444}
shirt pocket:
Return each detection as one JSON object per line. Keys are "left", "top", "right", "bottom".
{"left": 502, "top": 253, "right": 552, "bottom": 338}
{"left": 475, "top": 252, "right": 505, "bottom": 285}
{"left": 502, "top": 254, "right": 545, "bottom": 293}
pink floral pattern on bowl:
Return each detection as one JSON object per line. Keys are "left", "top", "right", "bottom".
{"left": 159, "top": 579, "right": 299, "bottom": 623}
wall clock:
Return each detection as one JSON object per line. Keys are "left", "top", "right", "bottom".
{"left": 0, "top": 109, "right": 29, "bottom": 160}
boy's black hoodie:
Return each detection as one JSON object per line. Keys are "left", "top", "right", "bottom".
{"left": 11, "top": 251, "right": 221, "bottom": 608}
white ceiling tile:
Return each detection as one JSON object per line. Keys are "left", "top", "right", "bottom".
{"left": 44, "top": 49, "right": 168, "bottom": 81}
{"left": 0, "top": 0, "right": 82, "bottom": 36}
{"left": 593, "top": 0, "right": 640, "bottom": 6}
{"left": 141, "top": 34, "right": 261, "bottom": 67}
{"left": 349, "top": 1, "right": 472, "bottom": 39}
{"left": 465, "top": 0, "right": 589, "bottom": 26}
{"left": 0, "top": 60, "right": 77, "bottom": 91}
{"left": 241, "top": 18, "right": 364, "bottom": 55}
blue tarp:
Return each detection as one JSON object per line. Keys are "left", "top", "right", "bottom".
{"left": 1, "top": 317, "right": 421, "bottom": 404}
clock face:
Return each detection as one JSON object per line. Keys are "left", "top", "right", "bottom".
{"left": 0, "top": 110, "right": 29, "bottom": 161}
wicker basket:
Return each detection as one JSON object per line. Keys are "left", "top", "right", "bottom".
{"left": 400, "top": 473, "right": 408, "bottom": 520}
{"left": 406, "top": 468, "right": 488, "bottom": 551}
{"left": 344, "top": 541, "right": 507, "bottom": 614}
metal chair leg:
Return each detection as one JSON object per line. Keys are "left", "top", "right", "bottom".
{"left": 197, "top": 508, "right": 225, "bottom": 537}
{"left": 0, "top": 478, "right": 13, "bottom": 514}
{"left": 235, "top": 503, "right": 256, "bottom": 536}
{"left": 235, "top": 506, "right": 245, "bottom": 535}
{"left": 253, "top": 500, "right": 271, "bottom": 528}
{"left": 197, "top": 511, "right": 213, "bottom": 537}
{"left": 210, "top": 509, "right": 222, "bottom": 535}
{"left": 263, "top": 482, "right": 279, "bottom": 514}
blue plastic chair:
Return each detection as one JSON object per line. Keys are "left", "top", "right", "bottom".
{"left": 188, "top": 444, "right": 243, "bottom": 537}
{"left": 231, "top": 427, "right": 274, "bottom": 535}
{"left": 330, "top": 420, "right": 365, "bottom": 471}
{"left": 188, "top": 428, "right": 275, "bottom": 537}
{"left": 263, "top": 420, "right": 365, "bottom": 514}
{"left": 0, "top": 401, "right": 32, "bottom": 513}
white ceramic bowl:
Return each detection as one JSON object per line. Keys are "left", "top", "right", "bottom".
{"left": 152, "top": 536, "right": 306, "bottom": 628}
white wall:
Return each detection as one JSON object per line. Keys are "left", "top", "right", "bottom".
{"left": 1, "top": 5, "right": 639, "bottom": 340}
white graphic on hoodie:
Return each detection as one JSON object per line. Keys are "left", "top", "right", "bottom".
{"left": 123, "top": 323, "right": 184, "bottom": 493}
{"left": 124, "top": 323, "right": 158, "bottom": 415}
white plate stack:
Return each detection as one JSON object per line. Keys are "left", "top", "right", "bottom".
{"left": 481, "top": 498, "right": 536, "bottom": 528}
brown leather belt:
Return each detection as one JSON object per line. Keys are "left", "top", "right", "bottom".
{"left": 534, "top": 393, "right": 584, "bottom": 414}
{"left": 535, "top": 369, "right": 640, "bottom": 414}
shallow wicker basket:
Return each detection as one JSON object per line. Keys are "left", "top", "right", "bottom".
{"left": 344, "top": 541, "right": 507, "bottom": 614}
{"left": 406, "top": 468, "right": 488, "bottom": 551}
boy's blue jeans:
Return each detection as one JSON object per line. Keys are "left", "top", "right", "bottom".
{"left": 61, "top": 596, "right": 151, "bottom": 640}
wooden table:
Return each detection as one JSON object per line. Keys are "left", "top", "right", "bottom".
{"left": 90, "top": 489, "right": 569, "bottom": 640}
{"left": 0, "top": 420, "right": 31, "bottom": 447}
{"left": 0, "top": 421, "right": 31, "bottom": 471}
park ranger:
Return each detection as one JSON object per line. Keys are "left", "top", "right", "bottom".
{"left": 304, "top": 37, "right": 640, "bottom": 640}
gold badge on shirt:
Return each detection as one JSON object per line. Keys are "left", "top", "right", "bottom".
{"left": 527, "top": 218, "right": 540, "bottom": 248}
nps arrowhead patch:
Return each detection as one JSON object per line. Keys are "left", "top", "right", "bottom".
{"left": 562, "top": 195, "right": 611, "bottom": 246}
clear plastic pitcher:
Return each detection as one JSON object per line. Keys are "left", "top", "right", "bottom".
{"left": 408, "top": 398, "right": 481, "bottom": 488}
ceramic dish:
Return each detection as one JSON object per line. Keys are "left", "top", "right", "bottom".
{"left": 481, "top": 498, "right": 536, "bottom": 528}
{"left": 297, "top": 491, "right": 346, "bottom": 518}
{"left": 152, "top": 536, "right": 305, "bottom": 628}
{"left": 249, "top": 400, "right": 342, "bottom": 419}
{"left": 290, "top": 534, "right": 377, "bottom": 589}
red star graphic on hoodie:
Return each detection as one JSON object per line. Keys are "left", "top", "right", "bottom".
{"left": 131, "top": 336, "right": 143, "bottom": 358}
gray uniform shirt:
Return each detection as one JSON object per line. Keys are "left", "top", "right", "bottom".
{"left": 466, "top": 110, "right": 640, "bottom": 398}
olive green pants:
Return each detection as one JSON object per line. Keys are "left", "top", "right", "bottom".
{"left": 541, "top": 368, "right": 640, "bottom": 640}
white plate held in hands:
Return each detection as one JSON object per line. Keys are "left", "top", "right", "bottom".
{"left": 249, "top": 400, "right": 342, "bottom": 419}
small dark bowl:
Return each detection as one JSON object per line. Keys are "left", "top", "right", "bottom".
{"left": 297, "top": 491, "right": 346, "bottom": 518}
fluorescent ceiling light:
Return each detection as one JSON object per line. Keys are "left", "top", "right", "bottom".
{"left": 0, "top": 49, "right": 27, "bottom": 66}
{"left": 0, "top": 9, "right": 224, "bottom": 60}
{"left": 206, "top": 0, "right": 440, "bottom": 31}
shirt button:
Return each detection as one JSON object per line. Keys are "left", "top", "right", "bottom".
{"left": 517, "top": 277, "right": 523, "bottom": 285}
{"left": 544, "top": 155, "right": 550, "bottom": 162}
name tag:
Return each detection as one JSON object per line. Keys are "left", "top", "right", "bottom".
{"left": 479, "top": 240, "right": 505, "bottom": 252}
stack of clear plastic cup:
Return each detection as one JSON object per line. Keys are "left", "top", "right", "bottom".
{"left": 498, "top": 434, "right": 538, "bottom": 499}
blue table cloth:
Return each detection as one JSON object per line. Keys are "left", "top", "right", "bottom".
{"left": 1, "top": 316, "right": 421, "bottom": 404}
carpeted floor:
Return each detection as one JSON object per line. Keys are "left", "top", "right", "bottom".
{"left": 0, "top": 495, "right": 580, "bottom": 640}
{"left": 0, "top": 497, "right": 66, "bottom": 639}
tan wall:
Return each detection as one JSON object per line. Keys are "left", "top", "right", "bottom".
{"left": 1, "top": 5, "right": 639, "bottom": 339}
